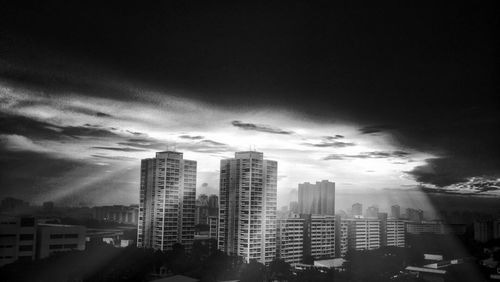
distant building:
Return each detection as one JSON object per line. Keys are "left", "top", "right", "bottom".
{"left": 195, "top": 194, "right": 209, "bottom": 225}
{"left": 0, "top": 215, "right": 37, "bottom": 267}
{"left": 406, "top": 221, "right": 445, "bottom": 235}
{"left": 0, "top": 197, "right": 29, "bottom": 212}
{"left": 352, "top": 203, "right": 363, "bottom": 217}
{"left": 92, "top": 205, "right": 138, "bottom": 225}
{"left": 407, "top": 208, "right": 424, "bottom": 222}
{"left": 365, "top": 205, "right": 379, "bottom": 218}
{"left": 137, "top": 151, "right": 197, "bottom": 252}
{"left": 207, "top": 195, "right": 218, "bottom": 217}
{"left": 37, "top": 223, "right": 86, "bottom": 259}
{"left": 345, "top": 218, "right": 381, "bottom": 251}
{"left": 391, "top": 205, "right": 400, "bottom": 219}
{"left": 277, "top": 214, "right": 304, "bottom": 264}
{"left": 298, "top": 180, "right": 335, "bottom": 215}
{"left": 302, "top": 214, "right": 335, "bottom": 259}
{"left": 218, "top": 151, "right": 277, "bottom": 264}
{"left": 474, "top": 221, "right": 494, "bottom": 243}
{"left": 289, "top": 201, "right": 299, "bottom": 214}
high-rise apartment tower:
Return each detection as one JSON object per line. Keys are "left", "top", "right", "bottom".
{"left": 218, "top": 151, "right": 277, "bottom": 264}
{"left": 137, "top": 151, "right": 197, "bottom": 252}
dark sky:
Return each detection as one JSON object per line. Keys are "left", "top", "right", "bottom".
{"left": 1, "top": 2, "right": 499, "bottom": 204}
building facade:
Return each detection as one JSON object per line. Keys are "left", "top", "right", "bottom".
{"left": 391, "top": 205, "right": 401, "bottom": 219}
{"left": 92, "top": 205, "right": 139, "bottom": 225}
{"left": 334, "top": 215, "right": 348, "bottom": 258}
{"left": 298, "top": 180, "right": 335, "bottom": 215}
{"left": 346, "top": 218, "right": 381, "bottom": 251}
{"left": 385, "top": 219, "right": 405, "bottom": 247}
{"left": 302, "top": 214, "right": 336, "bottom": 259}
{"left": 352, "top": 203, "right": 363, "bottom": 217}
{"left": 36, "top": 224, "right": 86, "bottom": 259}
{"left": 218, "top": 151, "right": 277, "bottom": 264}
{"left": 137, "top": 151, "right": 197, "bottom": 252}
{"left": 0, "top": 215, "right": 37, "bottom": 267}
{"left": 277, "top": 214, "right": 304, "bottom": 264}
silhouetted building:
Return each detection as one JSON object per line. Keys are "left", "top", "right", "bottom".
{"left": 208, "top": 216, "right": 218, "bottom": 239}
{"left": 207, "top": 194, "right": 218, "bottom": 216}
{"left": 195, "top": 194, "right": 209, "bottom": 225}
{"left": 298, "top": 180, "right": 335, "bottom": 215}
{"left": 391, "top": 205, "right": 400, "bottom": 219}
{"left": 218, "top": 151, "right": 277, "bottom": 264}
{"left": 137, "top": 151, "right": 197, "bottom": 252}
{"left": 0, "top": 197, "right": 29, "bottom": 212}
{"left": 277, "top": 214, "right": 304, "bottom": 264}
{"left": 352, "top": 203, "right": 363, "bottom": 217}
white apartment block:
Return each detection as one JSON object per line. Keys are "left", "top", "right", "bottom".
{"left": 385, "top": 219, "right": 405, "bottom": 247}
{"left": 346, "top": 219, "right": 381, "bottom": 251}
{"left": 277, "top": 215, "right": 304, "bottom": 264}
{"left": 218, "top": 151, "right": 277, "bottom": 264}
{"left": 137, "top": 151, "right": 197, "bottom": 252}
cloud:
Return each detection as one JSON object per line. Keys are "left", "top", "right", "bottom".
{"left": 323, "top": 135, "right": 344, "bottom": 140}
{"left": 91, "top": 146, "right": 146, "bottom": 152}
{"left": 231, "top": 120, "right": 294, "bottom": 135}
{"left": 303, "top": 141, "right": 355, "bottom": 148}
{"left": 323, "top": 150, "right": 410, "bottom": 160}
{"left": 200, "top": 139, "right": 226, "bottom": 146}
{"left": 179, "top": 135, "right": 204, "bottom": 140}
{"left": 406, "top": 157, "right": 500, "bottom": 187}
{"left": 359, "top": 125, "right": 396, "bottom": 134}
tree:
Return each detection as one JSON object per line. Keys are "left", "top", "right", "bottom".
{"left": 267, "top": 258, "right": 292, "bottom": 281}
{"left": 240, "top": 260, "right": 266, "bottom": 282}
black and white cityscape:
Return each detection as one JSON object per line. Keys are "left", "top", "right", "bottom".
{"left": 1, "top": 2, "right": 499, "bottom": 282}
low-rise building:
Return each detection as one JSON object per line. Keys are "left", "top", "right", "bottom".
{"left": 37, "top": 224, "right": 86, "bottom": 259}
{"left": 0, "top": 215, "right": 36, "bottom": 266}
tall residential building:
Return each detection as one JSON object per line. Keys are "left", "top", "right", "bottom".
{"left": 298, "top": 180, "right": 335, "bottom": 215}
{"left": 277, "top": 214, "right": 304, "bottom": 264}
{"left": 137, "top": 151, "right": 197, "bottom": 252}
{"left": 352, "top": 203, "right": 363, "bottom": 217}
{"left": 218, "top": 151, "right": 277, "bottom": 264}
{"left": 406, "top": 221, "right": 445, "bottom": 235}
{"left": 345, "top": 218, "right": 381, "bottom": 251}
{"left": 302, "top": 214, "right": 335, "bottom": 259}
{"left": 391, "top": 205, "right": 401, "bottom": 219}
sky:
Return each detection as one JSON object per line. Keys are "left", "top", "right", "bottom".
{"left": 0, "top": 2, "right": 499, "bottom": 208}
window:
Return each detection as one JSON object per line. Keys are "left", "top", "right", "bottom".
{"left": 49, "top": 244, "right": 63, "bottom": 250}
{"left": 64, "top": 244, "right": 78, "bottom": 249}
{"left": 19, "top": 245, "right": 33, "bottom": 251}
{"left": 20, "top": 217, "right": 35, "bottom": 227}
{"left": 20, "top": 234, "right": 34, "bottom": 241}
{"left": 64, "top": 234, "right": 78, "bottom": 239}
{"left": 50, "top": 234, "right": 64, "bottom": 239}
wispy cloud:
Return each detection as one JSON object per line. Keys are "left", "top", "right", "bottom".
{"left": 179, "top": 134, "right": 204, "bottom": 140}
{"left": 231, "top": 120, "right": 294, "bottom": 135}
{"left": 359, "top": 125, "right": 396, "bottom": 134}
{"left": 303, "top": 141, "right": 355, "bottom": 148}
{"left": 323, "top": 150, "right": 410, "bottom": 160}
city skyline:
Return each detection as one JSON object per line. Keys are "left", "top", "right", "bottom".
{"left": 1, "top": 3, "right": 499, "bottom": 210}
